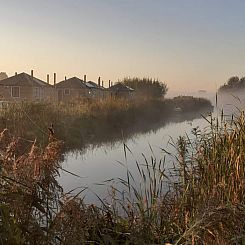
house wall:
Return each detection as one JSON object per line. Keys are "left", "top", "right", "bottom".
{"left": 88, "top": 89, "right": 109, "bottom": 99}
{"left": 0, "top": 85, "right": 57, "bottom": 102}
{"left": 43, "top": 87, "right": 58, "bottom": 102}
{"left": 109, "top": 90, "right": 134, "bottom": 99}
{"left": 101, "top": 90, "right": 110, "bottom": 99}
{"left": 0, "top": 85, "right": 32, "bottom": 101}
{"left": 57, "top": 88, "right": 90, "bottom": 102}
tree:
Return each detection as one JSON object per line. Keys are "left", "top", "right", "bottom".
{"left": 239, "top": 77, "right": 245, "bottom": 88}
{"left": 227, "top": 76, "right": 239, "bottom": 87}
{"left": 0, "top": 72, "right": 8, "bottom": 81}
{"left": 121, "top": 77, "right": 168, "bottom": 99}
{"left": 219, "top": 76, "right": 244, "bottom": 92}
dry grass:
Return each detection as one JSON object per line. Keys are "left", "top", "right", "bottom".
{"left": 0, "top": 97, "right": 212, "bottom": 152}
{"left": 0, "top": 129, "right": 63, "bottom": 244}
{"left": 0, "top": 96, "right": 224, "bottom": 244}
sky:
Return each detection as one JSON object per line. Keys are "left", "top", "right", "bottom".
{"left": 1, "top": 0, "right": 245, "bottom": 93}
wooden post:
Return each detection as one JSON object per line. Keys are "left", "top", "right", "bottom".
{"left": 54, "top": 73, "right": 56, "bottom": 87}
{"left": 98, "top": 76, "right": 101, "bottom": 87}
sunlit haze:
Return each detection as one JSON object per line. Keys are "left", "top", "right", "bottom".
{"left": 1, "top": 0, "right": 245, "bottom": 92}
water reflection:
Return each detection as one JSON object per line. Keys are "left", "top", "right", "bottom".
{"left": 58, "top": 109, "right": 212, "bottom": 204}
{"left": 59, "top": 91, "right": 245, "bottom": 204}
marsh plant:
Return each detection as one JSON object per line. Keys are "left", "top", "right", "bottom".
{"left": 2, "top": 107, "right": 243, "bottom": 244}
{"left": 0, "top": 97, "right": 212, "bottom": 152}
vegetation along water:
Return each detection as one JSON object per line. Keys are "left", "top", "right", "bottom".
{"left": 1, "top": 97, "right": 245, "bottom": 244}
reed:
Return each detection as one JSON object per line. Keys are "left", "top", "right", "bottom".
{"left": 1, "top": 96, "right": 229, "bottom": 244}
{"left": 97, "top": 110, "right": 245, "bottom": 244}
{"left": 0, "top": 96, "right": 212, "bottom": 152}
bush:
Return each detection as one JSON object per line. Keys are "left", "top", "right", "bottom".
{"left": 121, "top": 77, "right": 168, "bottom": 98}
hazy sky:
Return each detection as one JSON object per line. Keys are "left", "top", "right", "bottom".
{"left": 1, "top": 0, "right": 245, "bottom": 92}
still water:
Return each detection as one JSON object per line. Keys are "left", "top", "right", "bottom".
{"left": 58, "top": 92, "right": 242, "bottom": 203}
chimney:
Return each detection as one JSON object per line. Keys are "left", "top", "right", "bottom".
{"left": 109, "top": 80, "right": 111, "bottom": 88}
{"left": 31, "top": 70, "right": 34, "bottom": 77}
{"left": 54, "top": 73, "right": 56, "bottom": 87}
{"left": 84, "top": 74, "right": 87, "bottom": 82}
{"left": 65, "top": 76, "right": 67, "bottom": 81}
{"left": 111, "top": 82, "right": 113, "bottom": 86}
{"left": 15, "top": 72, "right": 17, "bottom": 76}
{"left": 102, "top": 80, "right": 104, "bottom": 87}
{"left": 47, "top": 74, "right": 50, "bottom": 84}
{"left": 98, "top": 76, "right": 101, "bottom": 87}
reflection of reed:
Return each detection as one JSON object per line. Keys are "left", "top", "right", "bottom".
{"left": 67, "top": 108, "right": 212, "bottom": 156}
{"left": 0, "top": 97, "right": 213, "bottom": 155}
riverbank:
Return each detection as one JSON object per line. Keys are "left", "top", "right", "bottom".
{"left": 1, "top": 110, "right": 245, "bottom": 244}
{"left": 0, "top": 96, "right": 213, "bottom": 151}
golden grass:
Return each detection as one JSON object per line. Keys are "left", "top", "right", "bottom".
{"left": 0, "top": 96, "right": 220, "bottom": 244}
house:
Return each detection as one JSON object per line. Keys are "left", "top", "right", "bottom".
{"left": 56, "top": 77, "right": 89, "bottom": 102}
{"left": 84, "top": 77, "right": 108, "bottom": 99}
{"left": 108, "top": 82, "right": 134, "bottom": 99}
{"left": 85, "top": 81, "right": 104, "bottom": 99}
{"left": 0, "top": 71, "right": 56, "bottom": 102}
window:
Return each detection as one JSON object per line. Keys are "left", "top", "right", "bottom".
{"left": 33, "top": 87, "right": 40, "bottom": 99}
{"left": 11, "top": 86, "right": 20, "bottom": 98}
{"left": 64, "top": 89, "right": 70, "bottom": 95}
{"left": 40, "top": 88, "right": 44, "bottom": 98}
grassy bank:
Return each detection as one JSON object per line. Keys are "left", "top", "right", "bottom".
{"left": 1, "top": 108, "right": 245, "bottom": 243}
{"left": 0, "top": 96, "right": 212, "bottom": 151}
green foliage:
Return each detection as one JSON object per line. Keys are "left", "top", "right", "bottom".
{"left": 219, "top": 75, "right": 245, "bottom": 92}
{"left": 0, "top": 204, "right": 23, "bottom": 244}
{"left": 121, "top": 77, "right": 168, "bottom": 98}
{"left": 170, "top": 96, "right": 212, "bottom": 112}
{"left": 227, "top": 76, "right": 239, "bottom": 86}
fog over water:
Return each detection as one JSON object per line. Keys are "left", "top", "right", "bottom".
{"left": 58, "top": 90, "right": 245, "bottom": 203}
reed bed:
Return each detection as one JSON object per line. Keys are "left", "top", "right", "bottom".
{"left": 0, "top": 96, "right": 212, "bottom": 152}
{"left": 0, "top": 96, "right": 223, "bottom": 244}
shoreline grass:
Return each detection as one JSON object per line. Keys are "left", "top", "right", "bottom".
{"left": 0, "top": 96, "right": 213, "bottom": 152}
{"left": 1, "top": 105, "right": 245, "bottom": 244}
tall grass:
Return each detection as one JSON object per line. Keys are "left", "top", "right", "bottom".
{"left": 171, "top": 112, "right": 245, "bottom": 244}
{"left": 0, "top": 96, "right": 223, "bottom": 244}
{"left": 0, "top": 129, "right": 63, "bottom": 244}
{"left": 0, "top": 96, "right": 212, "bottom": 152}
{"left": 95, "top": 111, "right": 245, "bottom": 244}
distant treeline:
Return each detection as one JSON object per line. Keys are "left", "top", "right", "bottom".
{"left": 219, "top": 76, "right": 245, "bottom": 92}
{"left": 121, "top": 77, "right": 168, "bottom": 98}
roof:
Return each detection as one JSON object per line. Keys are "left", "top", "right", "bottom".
{"left": 86, "top": 81, "right": 106, "bottom": 90}
{"left": 0, "top": 72, "right": 53, "bottom": 87}
{"left": 108, "top": 82, "right": 134, "bottom": 92}
{"left": 56, "top": 77, "right": 87, "bottom": 89}
{"left": 85, "top": 81, "right": 97, "bottom": 88}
